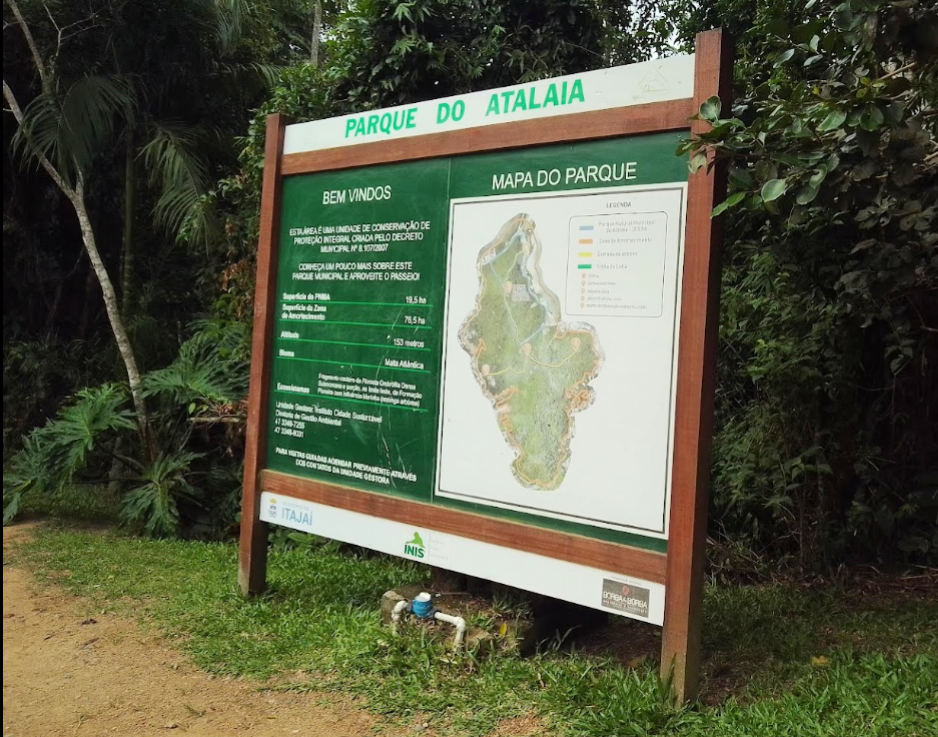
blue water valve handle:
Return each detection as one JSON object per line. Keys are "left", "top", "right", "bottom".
{"left": 411, "top": 592, "right": 435, "bottom": 618}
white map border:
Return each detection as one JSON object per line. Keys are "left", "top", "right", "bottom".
{"left": 435, "top": 182, "right": 688, "bottom": 540}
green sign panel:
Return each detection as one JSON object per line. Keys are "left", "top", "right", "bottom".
{"left": 268, "top": 158, "right": 450, "bottom": 500}
{"left": 266, "top": 133, "right": 687, "bottom": 546}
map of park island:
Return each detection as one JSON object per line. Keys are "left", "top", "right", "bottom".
{"left": 459, "top": 214, "right": 603, "bottom": 490}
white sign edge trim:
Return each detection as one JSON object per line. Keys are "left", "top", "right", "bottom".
{"left": 260, "top": 491, "right": 666, "bottom": 626}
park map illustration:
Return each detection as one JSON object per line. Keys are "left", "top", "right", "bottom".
{"left": 459, "top": 214, "right": 603, "bottom": 490}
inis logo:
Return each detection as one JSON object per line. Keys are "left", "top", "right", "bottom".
{"left": 601, "top": 579, "right": 650, "bottom": 618}
{"left": 403, "top": 531, "right": 426, "bottom": 559}
{"left": 267, "top": 497, "right": 278, "bottom": 519}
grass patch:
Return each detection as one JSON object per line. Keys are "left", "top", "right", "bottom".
{"left": 9, "top": 523, "right": 938, "bottom": 736}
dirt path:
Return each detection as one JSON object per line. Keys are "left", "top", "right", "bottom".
{"left": 2, "top": 525, "right": 391, "bottom": 737}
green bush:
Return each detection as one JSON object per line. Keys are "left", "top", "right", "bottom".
{"left": 684, "top": 0, "right": 937, "bottom": 566}
{"left": 3, "top": 320, "right": 250, "bottom": 537}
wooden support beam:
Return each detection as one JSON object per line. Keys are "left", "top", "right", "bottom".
{"left": 660, "top": 28, "right": 733, "bottom": 703}
{"left": 239, "top": 113, "right": 290, "bottom": 596}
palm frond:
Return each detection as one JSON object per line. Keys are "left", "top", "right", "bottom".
{"left": 140, "top": 121, "right": 215, "bottom": 244}
{"left": 13, "top": 75, "right": 135, "bottom": 182}
{"left": 210, "top": 59, "right": 282, "bottom": 88}
{"left": 214, "top": 0, "right": 254, "bottom": 55}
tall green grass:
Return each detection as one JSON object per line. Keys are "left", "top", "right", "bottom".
{"left": 10, "top": 525, "right": 938, "bottom": 736}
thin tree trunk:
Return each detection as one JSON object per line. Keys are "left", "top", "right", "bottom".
{"left": 45, "top": 278, "right": 65, "bottom": 335}
{"left": 311, "top": 0, "right": 322, "bottom": 66}
{"left": 108, "top": 435, "right": 127, "bottom": 494}
{"left": 121, "top": 125, "right": 136, "bottom": 317}
{"left": 71, "top": 177, "right": 152, "bottom": 452}
{"left": 7, "top": 0, "right": 47, "bottom": 90}
{"left": 3, "top": 80, "right": 154, "bottom": 457}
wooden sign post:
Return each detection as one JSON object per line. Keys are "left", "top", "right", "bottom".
{"left": 240, "top": 30, "right": 731, "bottom": 702}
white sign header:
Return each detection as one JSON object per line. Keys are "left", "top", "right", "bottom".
{"left": 283, "top": 54, "right": 695, "bottom": 155}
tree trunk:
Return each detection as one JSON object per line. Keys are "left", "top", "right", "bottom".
{"left": 121, "top": 126, "right": 136, "bottom": 318}
{"left": 70, "top": 178, "right": 153, "bottom": 456}
{"left": 311, "top": 0, "right": 322, "bottom": 67}
{"left": 3, "top": 18, "right": 153, "bottom": 455}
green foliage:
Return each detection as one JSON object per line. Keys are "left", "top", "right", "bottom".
{"left": 2, "top": 336, "right": 104, "bottom": 458}
{"left": 3, "top": 436, "right": 46, "bottom": 525}
{"left": 683, "top": 0, "right": 937, "bottom": 565}
{"left": 12, "top": 74, "right": 136, "bottom": 185}
{"left": 210, "top": 0, "right": 937, "bottom": 568}
{"left": 328, "top": 0, "right": 605, "bottom": 107}
{"left": 119, "top": 450, "right": 202, "bottom": 537}
{"left": 3, "top": 320, "right": 250, "bottom": 537}
{"left": 6, "top": 0, "right": 936, "bottom": 571}
{"left": 40, "top": 385, "right": 138, "bottom": 471}
{"left": 140, "top": 122, "right": 215, "bottom": 246}
{"left": 215, "top": 0, "right": 619, "bottom": 315}
{"left": 3, "top": 384, "right": 135, "bottom": 523}
{"left": 144, "top": 321, "right": 249, "bottom": 407}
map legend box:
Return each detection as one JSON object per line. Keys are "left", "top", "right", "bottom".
{"left": 565, "top": 212, "right": 668, "bottom": 318}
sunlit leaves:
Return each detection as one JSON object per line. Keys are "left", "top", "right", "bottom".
{"left": 712, "top": 191, "right": 746, "bottom": 217}
{"left": 700, "top": 95, "right": 723, "bottom": 122}
{"left": 690, "top": 151, "right": 709, "bottom": 173}
{"left": 682, "top": 0, "right": 937, "bottom": 566}
{"left": 761, "top": 178, "right": 788, "bottom": 202}
{"left": 817, "top": 109, "right": 847, "bottom": 131}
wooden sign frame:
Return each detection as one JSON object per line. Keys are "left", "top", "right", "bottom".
{"left": 240, "top": 30, "right": 731, "bottom": 702}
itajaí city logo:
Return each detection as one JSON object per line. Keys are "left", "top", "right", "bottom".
{"left": 403, "top": 532, "right": 426, "bottom": 559}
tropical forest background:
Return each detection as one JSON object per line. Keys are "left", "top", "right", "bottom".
{"left": 3, "top": 0, "right": 936, "bottom": 572}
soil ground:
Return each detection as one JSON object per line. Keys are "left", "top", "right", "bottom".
{"left": 2, "top": 525, "right": 389, "bottom": 737}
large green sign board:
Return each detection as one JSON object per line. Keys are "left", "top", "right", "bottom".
{"left": 265, "top": 134, "right": 687, "bottom": 548}
{"left": 244, "top": 37, "right": 731, "bottom": 701}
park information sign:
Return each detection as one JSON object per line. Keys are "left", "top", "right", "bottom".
{"left": 241, "top": 31, "right": 731, "bottom": 701}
